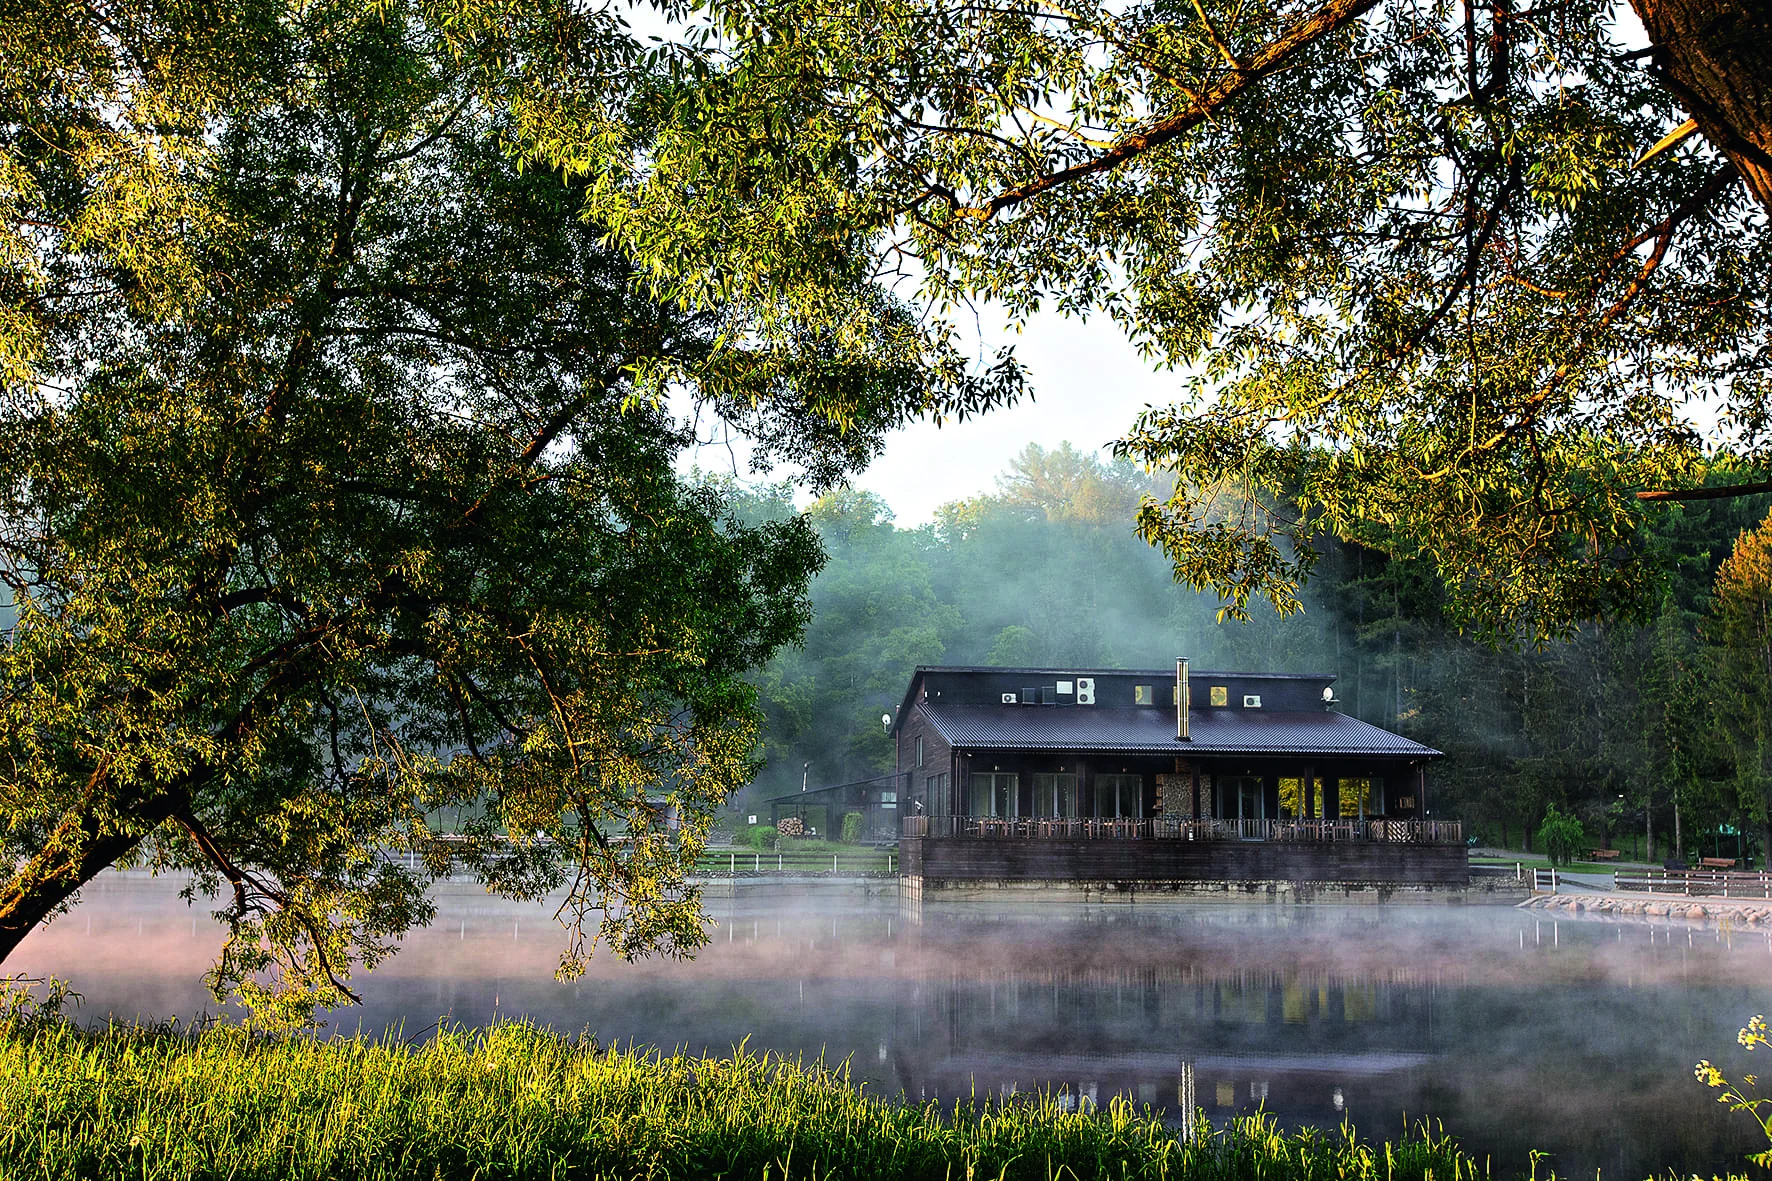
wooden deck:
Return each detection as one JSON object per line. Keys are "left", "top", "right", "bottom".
{"left": 902, "top": 816, "right": 1463, "bottom": 845}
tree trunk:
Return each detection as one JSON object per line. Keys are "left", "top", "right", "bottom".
{"left": 0, "top": 791, "right": 178, "bottom": 965}
{"left": 1632, "top": 0, "right": 1772, "bottom": 211}
{"left": 1674, "top": 789, "right": 1683, "bottom": 862}
{"left": 1646, "top": 790, "right": 1654, "bottom": 864}
{"left": 1762, "top": 785, "right": 1771, "bottom": 872}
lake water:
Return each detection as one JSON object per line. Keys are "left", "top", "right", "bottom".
{"left": 11, "top": 874, "right": 1772, "bottom": 1179}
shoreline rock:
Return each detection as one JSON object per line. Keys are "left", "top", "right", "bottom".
{"left": 1519, "top": 893, "right": 1772, "bottom": 925}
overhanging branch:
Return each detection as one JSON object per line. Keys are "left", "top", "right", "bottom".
{"left": 1636, "top": 480, "right": 1772, "bottom": 502}
{"left": 965, "top": 0, "right": 1383, "bottom": 218}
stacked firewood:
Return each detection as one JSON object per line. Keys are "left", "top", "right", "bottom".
{"left": 776, "top": 816, "right": 805, "bottom": 837}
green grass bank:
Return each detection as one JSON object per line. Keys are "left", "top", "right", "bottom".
{"left": 0, "top": 1018, "right": 1502, "bottom": 1181}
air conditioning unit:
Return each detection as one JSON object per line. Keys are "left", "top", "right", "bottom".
{"left": 1243, "top": 694, "right": 1262, "bottom": 708}
{"left": 1075, "top": 677, "right": 1095, "bottom": 704}
{"left": 1001, "top": 692, "right": 1018, "bottom": 704}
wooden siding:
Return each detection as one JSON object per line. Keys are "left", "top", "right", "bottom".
{"left": 900, "top": 837, "right": 1468, "bottom": 885}
{"left": 897, "top": 703, "right": 955, "bottom": 813}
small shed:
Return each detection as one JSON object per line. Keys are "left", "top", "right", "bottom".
{"left": 763, "top": 772, "right": 907, "bottom": 842}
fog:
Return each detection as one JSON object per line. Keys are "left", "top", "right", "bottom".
{"left": 11, "top": 875, "right": 1772, "bottom": 1180}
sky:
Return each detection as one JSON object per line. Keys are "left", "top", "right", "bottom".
{"left": 682, "top": 309, "right": 1186, "bottom": 525}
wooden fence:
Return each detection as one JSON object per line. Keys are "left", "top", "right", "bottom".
{"left": 1613, "top": 868, "right": 1772, "bottom": 898}
{"left": 697, "top": 848, "right": 895, "bottom": 876}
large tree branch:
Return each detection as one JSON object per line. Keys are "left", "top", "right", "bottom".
{"left": 173, "top": 807, "right": 363, "bottom": 1005}
{"left": 963, "top": 0, "right": 1382, "bottom": 218}
{"left": 516, "top": 365, "right": 626, "bottom": 469}
{"left": 1636, "top": 479, "right": 1772, "bottom": 501}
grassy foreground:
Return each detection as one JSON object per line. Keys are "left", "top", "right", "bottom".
{"left": 0, "top": 1018, "right": 1489, "bottom": 1181}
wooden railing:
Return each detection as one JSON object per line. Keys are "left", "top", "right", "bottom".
{"left": 904, "top": 816, "right": 1463, "bottom": 845}
{"left": 1614, "top": 868, "right": 1772, "bottom": 898}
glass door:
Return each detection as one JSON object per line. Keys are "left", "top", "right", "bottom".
{"left": 970, "top": 772, "right": 1016, "bottom": 818}
{"left": 1234, "top": 776, "right": 1265, "bottom": 821}
{"left": 1032, "top": 773, "right": 1077, "bottom": 818}
{"left": 1094, "top": 774, "right": 1142, "bottom": 818}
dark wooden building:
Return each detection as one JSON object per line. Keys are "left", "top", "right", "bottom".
{"left": 892, "top": 664, "right": 1466, "bottom": 890}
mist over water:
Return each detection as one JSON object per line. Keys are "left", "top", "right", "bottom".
{"left": 13, "top": 875, "right": 1772, "bottom": 1181}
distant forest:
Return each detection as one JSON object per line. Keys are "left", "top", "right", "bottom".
{"left": 735, "top": 443, "right": 1772, "bottom": 863}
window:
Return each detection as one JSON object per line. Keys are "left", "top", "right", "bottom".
{"left": 1095, "top": 773, "right": 1142, "bottom": 818}
{"left": 1032, "top": 772, "right": 1078, "bottom": 818}
{"left": 881, "top": 790, "right": 899, "bottom": 810}
{"left": 916, "top": 735, "right": 924, "bottom": 768}
{"left": 1338, "top": 777, "right": 1372, "bottom": 817}
{"left": 918, "top": 777, "right": 941, "bottom": 812}
{"left": 970, "top": 772, "right": 1016, "bottom": 818}
{"left": 1278, "top": 777, "right": 1304, "bottom": 817}
{"left": 1134, "top": 684, "right": 1153, "bottom": 705}
{"left": 1278, "top": 778, "right": 1324, "bottom": 818}
{"left": 1210, "top": 686, "right": 1229, "bottom": 706}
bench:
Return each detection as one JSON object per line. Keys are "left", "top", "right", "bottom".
{"left": 1586, "top": 848, "right": 1620, "bottom": 861}
{"left": 1700, "top": 857, "right": 1739, "bottom": 870}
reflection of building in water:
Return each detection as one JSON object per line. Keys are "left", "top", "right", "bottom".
{"left": 887, "top": 956, "right": 1439, "bottom": 1129}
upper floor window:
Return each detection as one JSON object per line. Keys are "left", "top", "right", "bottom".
{"left": 916, "top": 735, "right": 924, "bottom": 768}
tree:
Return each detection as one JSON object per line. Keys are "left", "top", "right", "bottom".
{"left": 0, "top": 0, "right": 1021, "bottom": 1022}
{"left": 569, "top": 0, "right": 1772, "bottom": 640}
{"left": 1537, "top": 803, "right": 1588, "bottom": 867}
{"left": 994, "top": 443, "right": 1161, "bottom": 527}
{"left": 1709, "top": 509, "right": 1772, "bottom": 863}
{"left": 752, "top": 489, "right": 958, "bottom": 792}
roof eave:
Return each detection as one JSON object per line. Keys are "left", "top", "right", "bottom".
{"left": 948, "top": 741, "right": 1440, "bottom": 757}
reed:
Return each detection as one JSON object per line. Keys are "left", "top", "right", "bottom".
{"left": 0, "top": 1016, "right": 1491, "bottom": 1181}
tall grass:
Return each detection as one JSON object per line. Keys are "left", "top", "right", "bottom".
{"left": 2, "top": 1015, "right": 1486, "bottom": 1181}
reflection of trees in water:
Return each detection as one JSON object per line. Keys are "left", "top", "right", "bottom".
{"left": 17, "top": 883, "right": 1772, "bottom": 1177}
{"left": 884, "top": 906, "right": 1772, "bottom": 1179}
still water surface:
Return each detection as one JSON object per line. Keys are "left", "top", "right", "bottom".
{"left": 13, "top": 874, "right": 1772, "bottom": 1180}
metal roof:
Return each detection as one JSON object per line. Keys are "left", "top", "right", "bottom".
{"left": 918, "top": 703, "right": 1440, "bottom": 758}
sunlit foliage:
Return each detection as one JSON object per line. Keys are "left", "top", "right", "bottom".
{"left": 553, "top": 0, "right": 1772, "bottom": 640}
{"left": 0, "top": 0, "right": 1024, "bottom": 1023}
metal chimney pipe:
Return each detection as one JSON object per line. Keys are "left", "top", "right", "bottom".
{"left": 1176, "top": 657, "right": 1191, "bottom": 741}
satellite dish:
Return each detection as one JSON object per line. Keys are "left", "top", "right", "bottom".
{"left": 1322, "top": 686, "right": 1334, "bottom": 702}
{"left": 882, "top": 713, "right": 892, "bottom": 731}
